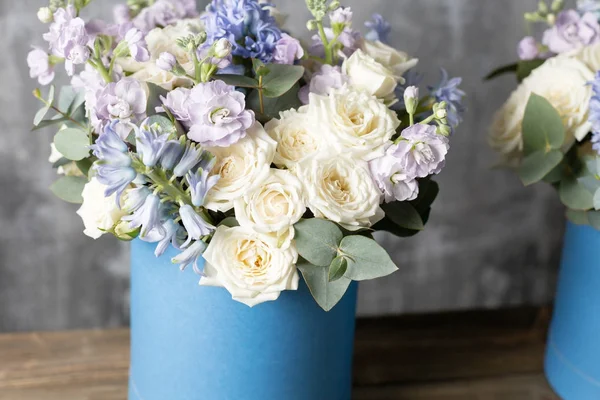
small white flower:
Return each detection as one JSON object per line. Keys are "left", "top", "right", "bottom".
{"left": 342, "top": 49, "right": 398, "bottom": 104}
{"left": 361, "top": 40, "right": 419, "bottom": 82}
{"left": 76, "top": 178, "right": 128, "bottom": 239}
{"left": 204, "top": 122, "right": 277, "bottom": 212}
{"left": 295, "top": 155, "right": 384, "bottom": 231}
{"left": 200, "top": 225, "right": 299, "bottom": 307}
{"left": 234, "top": 169, "right": 306, "bottom": 248}
{"left": 37, "top": 7, "right": 53, "bottom": 23}
{"left": 309, "top": 87, "right": 400, "bottom": 161}
{"left": 213, "top": 38, "right": 233, "bottom": 58}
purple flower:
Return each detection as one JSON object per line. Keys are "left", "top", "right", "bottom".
{"left": 123, "top": 193, "right": 164, "bottom": 237}
{"left": 123, "top": 187, "right": 151, "bottom": 213}
{"left": 202, "top": 0, "right": 283, "bottom": 63}
{"left": 365, "top": 14, "right": 391, "bottom": 43}
{"left": 196, "top": 44, "right": 233, "bottom": 69}
{"left": 187, "top": 164, "right": 219, "bottom": 207}
{"left": 172, "top": 240, "right": 207, "bottom": 272}
{"left": 133, "top": 0, "right": 198, "bottom": 33}
{"left": 299, "top": 65, "right": 348, "bottom": 104}
{"left": 543, "top": 10, "right": 600, "bottom": 54}
{"left": 180, "top": 204, "right": 215, "bottom": 241}
{"left": 159, "top": 87, "right": 191, "bottom": 123}
{"left": 113, "top": 4, "right": 131, "bottom": 25}
{"left": 156, "top": 52, "right": 178, "bottom": 71}
{"left": 123, "top": 28, "right": 150, "bottom": 62}
{"left": 517, "top": 36, "right": 540, "bottom": 60}
{"left": 173, "top": 142, "right": 206, "bottom": 178}
{"left": 140, "top": 219, "right": 183, "bottom": 257}
{"left": 310, "top": 27, "right": 362, "bottom": 58}
{"left": 395, "top": 123, "right": 450, "bottom": 178}
{"left": 136, "top": 119, "right": 170, "bottom": 167}
{"left": 43, "top": 6, "right": 91, "bottom": 75}
{"left": 94, "top": 78, "right": 148, "bottom": 139}
{"left": 428, "top": 69, "right": 466, "bottom": 129}
{"left": 369, "top": 151, "right": 419, "bottom": 203}
{"left": 159, "top": 140, "right": 185, "bottom": 170}
{"left": 273, "top": 33, "right": 304, "bottom": 65}
{"left": 27, "top": 48, "right": 55, "bottom": 85}
{"left": 330, "top": 7, "right": 353, "bottom": 24}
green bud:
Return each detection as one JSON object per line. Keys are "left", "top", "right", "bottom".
{"left": 538, "top": 1, "right": 548, "bottom": 14}
{"left": 551, "top": 0, "right": 564, "bottom": 12}
{"left": 437, "top": 124, "right": 452, "bottom": 137}
{"left": 328, "top": 0, "right": 340, "bottom": 11}
{"left": 547, "top": 13, "right": 556, "bottom": 25}
{"left": 114, "top": 221, "right": 140, "bottom": 241}
{"left": 112, "top": 40, "right": 130, "bottom": 58}
{"left": 524, "top": 12, "right": 540, "bottom": 22}
{"left": 33, "top": 88, "right": 42, "bottom": 100}
{"left": 306, "top": 19, "right": 318, "bottom": 31}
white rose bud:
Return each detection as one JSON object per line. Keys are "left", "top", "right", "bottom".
{"left": 342, "top": 49, "right": 398, "bottom": 104}
{"left": 76, "top": 178, "right": 128, "bottom": 239}
{"left": 200, "top": 225, "right": 300, "bottom": 307}
{"left": 362, "top": 41, "right": 419, "bottom": 83}
{"left": 37, "top": 7, "right": 54, "bottom": 23}
{"left": 156, "top": 52, "right": 177, "bottom": 71}
{"left": 403, "top": 86, "right": 419, "bottom": 115}
{"left": 213, "top": 38, "right": 233, "bottom": 58}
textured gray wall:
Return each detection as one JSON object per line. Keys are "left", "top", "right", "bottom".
{"left": 0, "top": 0, "right": 567, "bottom": 332}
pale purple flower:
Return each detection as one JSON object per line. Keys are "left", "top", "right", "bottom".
{"left": 147, "top": 219, "right": 183, "bottom": 257}
{"left": 136, "top": 119, "right": 170, "bottom": 167}
{"left": 172, "top": 240, "right": 207, "bottom": 272}
{"left": 330, "top": 7, "right": 353, "bottom": 24}
{"left": 196, "top": 45, "right": 232, "bottom": 69}
{"left": 310, "top": 27, "right": 362, "bottom": 58}
{"left": 365, "top": 14, "right": 391, "bottom": 43}
{"left": 113, "top": 4, "right": 131, "bottom": 25}
{"left": 156, "top": 52, "right": 177, "bottom": 71}
{"left": 369, "top": 152, "right": 419, "bottom": 203}
{"left": 180, "top": 204, "right": 215, "bottom": 241}
{"left": 159, "top": 140, "right": 185, "bottom": 170}
{"left": 542, "top": 10, "right": 600, "bottom": 54}
{"left": 273, "top": 34, "right": 304, "bottom": 65}
{"left": 123, "top": 193, "right": 164, "bottom": 237}
{"left": 159, "top": 87, "right": 191, "bottom": 123}
{"left": 395, "top": 124, "right": 450, "bottom": 178}
{"left": 187, "top": 165, "right": 219, "bottom": 207}
{"left": 173, "top": 143, "right": 205, "bottom": 178}
{"left": 43, "top": 6, "right": 91, "bottom": 75}
{"left": 133, "top": 0, "right": 198, "bottom": 33}
{"left": 299, "top": 65, "right": 348, "bottom": 104}
{"left": 123, "top": 28, "right": 150, "bottom": 62}
{"left": 94, "top": 78, "right": 147, "bottom": 139}
{"left": 588, "top": 71, "right": 600, "bottom": 154}
{"left": 123, "top": 187, "right": 152, "bottom": 213}
{"left": 27, "top": 48, "right": 55, "bottom": 85}
{"left": 518, "top": 36, "right": 540, "bottom": 60}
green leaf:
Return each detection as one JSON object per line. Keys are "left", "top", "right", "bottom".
{"left": 522, "top": 94, "right": 565, "bottom": 155}
{"left": 247, "top": 84, "right": 302, "bottom": 122}
{"left": 518, "top": 150, "right": 563, "bottom": 186}
{"left": 412, "top": 179, "right": 440, "bottom": 214}
{"left": 543, "top": 162, "right": 564, "bottom": 184}
{"left": 261, "top": 64, "right": 305, "bottom": 98}
{"left": 219, "top": 217, "right": 240, "bottom": 228}
{"left": 146, "top": 83, "right": 168, "bottom": 116}
{"left": 54, "top": 128, "right": 90, "bottom": 161}
{"left": 339, "top": 235, "right": 398, "bottom": 281}
{"left": 588, "top": 211, "right": 600, "bottom": 230}
{"left": 298, "top": 260, "right": 352, "bottom": 312}
{"left": 381, "top": 201, "right": 424, "bottom": 231}
{"left": 52, "top": 157, "right": 71, "bottom": 169}
{"left": 484, "top": 63, "right": 518, "bottom": 81}
{"left": 328, "top": 256, "right": 348, "bottom": 282}
{"left": 47, "top": 85, "right": 55, "bottom": 104}
{"left": 294, "top": 218, "right": 343, "bottom": 267}
{"left": 216, "top": 74, "right": 258, "bottom": 88}
{"left": 144, "top": 115, "right": 176, "bottom": 134}
{"left": 560, "top": 176, "right": 594, "bottom": 211}
{"left": 76, "top": 158, "right": 93, "bottom": 177}
{"left": 517, "top": 59, "right": 545, "bottom": 81}
{"left": 252, "top": 59, "right": 269, "bottom": 76}
{"left": 50, "top": 176, "right": 88, "bottom": 204}
{"left": 58, "top": 86, "right": 85, "bottom": 114}
{"left": 579, "top": 176, "right": 600, "bottom": 193}
{"left": 32, "top": 116, "right": 70, "bottom": 131}
{"left": 566, "top": 209, "right": 590, "bottom": 226}
{"left": 33, "top": 105, "right": 51, "bottom": 126}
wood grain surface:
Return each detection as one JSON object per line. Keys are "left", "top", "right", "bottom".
{"left": 0, "top": 308, "right": 559, "bottom": 399}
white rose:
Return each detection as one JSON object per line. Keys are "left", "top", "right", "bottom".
{"left": 569, "top": 42, "right": 600, "bottom": 71}
{"left": 200, "top": 225, "right": 299, "bottom": 307}
{"left": 234, "top": 169, "right": 306, "bottom": 247}
{"left": 76, "top": 178, "right": 128, "bottom": 239}
{"left": 342, "top": 49, "right": 398, "bottom": 104}
{"left": 129, "top": 63, "right": 193, "bottom": 91}
{"left": 295, "top": 155, "right": 384, "bottom": 231}
{"left": 264, "top": 106, "right": 328, "bottom": 169}
{"left": 362, "top": 40, "right": 419, "bottom": 82}
{"left": 490, "top": 57, "right": 593, "bottom": 162}
{"left": 309, "top": 87, "right": 400, "bottom": 161}
{"left": 205, "top": 122, "right": 277, "bottom": 212}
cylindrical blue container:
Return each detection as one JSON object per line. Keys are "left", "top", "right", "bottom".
{"left": 545, "top": 222, "right": 600, "bottom": 399}
{"left": 128, "top": 239, "right": 358, "bottom": 400}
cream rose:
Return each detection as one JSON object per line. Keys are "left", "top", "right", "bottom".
{"left": 264, "top": 106, "right": 327, "bottom": 169}
{"left": 200, "top": 225, "right": 299, "bottom": 307}
{"left": 295, "top": 155, "right": 384, "bottom": 231}
{"left": 569, "top": 42, "right": 600, "bottom": 72}
{"left": 205, "top": 122, "right": 277, "bottom": 212}
{"left": 490, "top": 57, "right": 594, "bottom": 162}
{"left": 234, "top": 169, "right": 306, "bottom": 247}
{"left": 342, "top": 49, "right": 398, "bottom": 104}
{"left": 362, "top": 40, "right": 419, "bottom": 82}
{"left": 309, "top": 87, "right": 400, "bottom": 161}
{"left": 76, "top": 178, "right": 128, "bottom": 239}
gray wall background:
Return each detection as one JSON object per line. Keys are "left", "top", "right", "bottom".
{"left": 0, "top": 0, "right": 567, "bottom": 332}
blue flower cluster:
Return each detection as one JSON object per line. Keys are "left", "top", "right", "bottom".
{"left": 365, "top": 14, "right": 391, "bottom": 43}
{"left": 589, "top": 71, "right": 600, "bottom": 155}
{"left": 429, "top": 69, "right": 466, "bottom": 130}
{"left": 202, "top": 0, "right": 283, "bottom": 63}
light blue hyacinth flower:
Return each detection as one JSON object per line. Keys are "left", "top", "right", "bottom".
{"left": 172, "top": 240, "right": 208, "bottom": 273}
{"left": 136, "top": 119, "right": 170, "bottom": 167}
{"left": 365, "top": 14, "right": 391, "bottom": 43}
{"left": 123, "top": 193, "right": 164, "bottom": 237}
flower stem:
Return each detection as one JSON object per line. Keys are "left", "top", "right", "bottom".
{"left": 89, "top": 59, "right": 112, "bottom": 84}
{"left": 316, "top": 21, "right": 334, "bottom": 65}
{"left": 258, "top": 76, "right": 265, "bottom": 115}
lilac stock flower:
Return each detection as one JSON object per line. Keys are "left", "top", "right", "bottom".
{"left": 202, "top": 0, "right": 283, "bottom": 63}
{"left": 180, "top": 204, "right": 215, "bottom": 240}
{"left": 123, "top": 28, "right": 150, "bottom": 62}
{"left": 310, "top": 27, "right": 362, "bottom": 58}
{"left": 43, "top": 6, "right": 91, "bottom": 75}
{"left": 123, "top": 193, "right": 164, "bottom": 237}
{"left": 369, "top": 153, "right": 419, "bottom": 203}
{"left": 133, "top": 0, "right": 198, "bottom": 33}
{"left": 588, "top": 71, "right": 600, "bottom": 154}
{"left": 172, "top": 240, "right": 208, "bottom": 272}
{"left": 543, "top": 10, "right": 600, "bottom": 54}
{"left": 299, "top": 65, "right": 349, "bottom": 104}
{"left": 94, "top": 78, "right": 147, "bottom": 139}
{"left": 27, "top": 48, "right": 55, "bottom": 85}
{"left": 196, "top": 44, "right": 232, "bottom": 69}
{"left": 396, "top": 123, "right": 450, "bottom": 178}
{"left": 429, "top": 69, "right": 466, "bottom": 129}
{"left": 136, "top": 119, "right": 170, "bottom": 167}
{"left": 160, "top": 87, "right": 191, "bottom": 123}
{"left": 273, "top": 33, "right": 304, "bottom": 65}
{"left": 160, "top": 140, "right": 185, "bottom": 170}
{"left": 365, "top": 14, "right": 391, "bottom": 43}
{"left": 187, "top": 165, "right": 219, "bottom": 207}
{"left": 517, "top": 36, "right": 540, "bottom": 60}
{"left": 156, "top": 52, "right": 178, "bottom": 71}
{"left": 330, "top": 7, "right": 353, "bottom": 24}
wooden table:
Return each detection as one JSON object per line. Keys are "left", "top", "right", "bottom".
{"left": 0, "top": 307, "right": 560, "bottom": 400}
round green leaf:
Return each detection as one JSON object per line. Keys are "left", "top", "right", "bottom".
{"left": 381, "top": 201, "right": 424, "bottom": 231}
{"left": 50, "top": 176, "right": 88, "bottom": 204}
{"left": 298, "top": 260, "right": 352, "bottom": 312}
{"left": 560, "top": 176, "right": 594, "bottom": 211}
{"left": 340, "top": 235, "right": 398, "bottom": 281}
{"left": 518, "top": 150, "right": 563, "bottom": 186}
{"left": 54, "top": 128, "right": 90, "bottom": 161}
{"left": 33, "top": 105, "right": 51, "bottom": 126}
{"left": 261, "top": 64, "right": 305, "bottom": 98}
{"left": 521, "top": 93, "right": 565, "bottom": 154}
{"left": 329, "top": 256, "right": 348, "bottom": 282}
{"left": 294, "top": 219, "right": 343, "bottom": 267}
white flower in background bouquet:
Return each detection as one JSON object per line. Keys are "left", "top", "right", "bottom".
{"left": 489, "top": 0, "right": 600, "bottom": 228}
{"left": 28, "top": 0, "right": 465, "bottom": 310}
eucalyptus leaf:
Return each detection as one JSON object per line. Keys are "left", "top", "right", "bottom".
{"left": 294, "top": 218, "right": 343, "bottom": 267}
{"left": 52, "top": 157, "right": 72, "bottom": 168}
{"left": 58, "top": 86, "right": 85, "bottom": 114}
{"left": 76, "top": 158, "right": 94, "bottom": 177}
{"left": 145, "top": 115, "right": 176, "bottom": 134}
{"left": 381, "top": 201, "right": 424, "bottom": 231}
{"left": 261, "top": 64, "right": 305, "bottom": 98}
{"left": 33, "top": 105, "right": 51, "bottom": 126}
{"left": 579, "top": 176, "right": 600, "bottom": 193}
{"left": 521, "top": 94, "right": 565, "bottom": 155}
{"left": 517, "top": 59, "right": 545, "bottom": 81}
{"left": 566, "top": 209, "right": 590, "bottom": 226}
{"left": 50, "top": 176, "right": 88, "bottom": 204}
{"left": 146, "top": 83, "right": 168, "bottom": 116}
{"left": 247, "top": 84, "right": 302, "bottom": 121}
{"left": 216, "top": 74, "right": 258, "bottom": 88}
{"left": 560, "top": 176, "right": 594, "bottom": 211}
{"left": 340, "top": 235, "right": 398, "bottom": 281}
{"left": 328, "top": 256, "right": 348, "bottom": 283}
{"left": 588, "top": 211, "right": 600, "bottom": 230}
{"left": 484, "top": 63, "right": 518, "bottom": 81}
{"left": 219, "top": 217, "right": 240, "bottom": 228}
{"left": 594, "top": 190, "right": 600, "bottom": 211}
{"left": 298, "top": 259, "right": 352, "bottom": 312}
{"left": 518, "top": 150, "right": 563, "bottom": 186}
{"left": 54, "top": 128, "right": 90, "bottom": 161}
{"left": 32, "top": 116, "right": 69, "bottom": 131}
{"left": 47, "top": 85, "right": 55, "bottom": 104}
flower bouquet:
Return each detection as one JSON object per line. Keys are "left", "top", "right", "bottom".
{"left": 488, "top": 1, "right": 600, "bottom": 398}
{"left": 29, "top": 0, "right": 464, "bottom": 398}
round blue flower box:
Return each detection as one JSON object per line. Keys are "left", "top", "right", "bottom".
{"left": 128, "top": 239, "right": 358, "bottom": 400}
{"left": 545, "top": 222, "right": 600, "bottom": 399}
